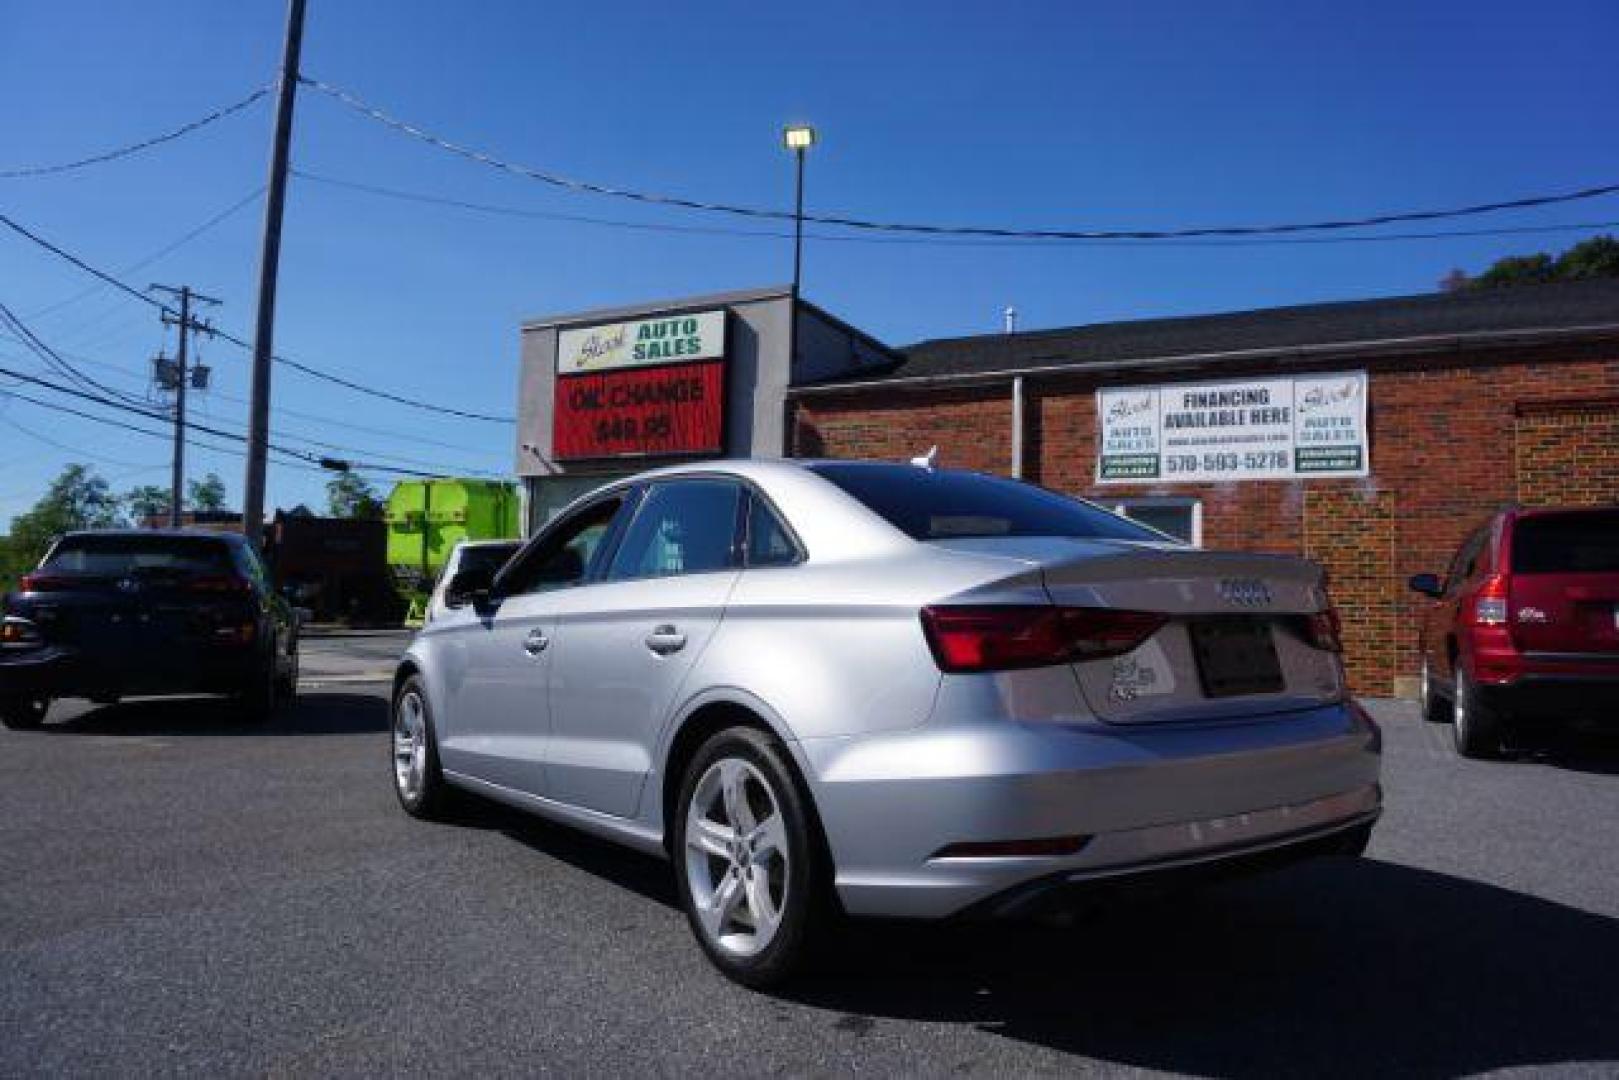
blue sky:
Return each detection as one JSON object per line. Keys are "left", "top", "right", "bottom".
{"left": 3, "top": 0, "right": 1616, "bottom": 526}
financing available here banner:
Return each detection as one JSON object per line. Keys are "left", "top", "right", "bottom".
{"left": 1096, "top": 371, "right": 1368, "bottom": 483}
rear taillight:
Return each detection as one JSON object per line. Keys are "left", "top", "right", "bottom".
{"left": 17, "top": 573, "right": 72, "bottom": 592}
{"left": 920, "top": 605, "right": 1166, "bottom": 673}
{"left": 0, "top": 617, "right": 44, "bottom": 650}
{"left": 1302, "top": 607, "right": 1343, "bottom": 653}
{"left": 1469, "top": 574, "right": 1509, "bottom": 626}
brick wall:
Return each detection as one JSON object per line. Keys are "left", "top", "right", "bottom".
{"left": 1515, "top": 398, "right": 1619, "bottom": 507}
{"left": 1303, "top": 486, "right": 1397, "bottom": 694}
{"left": 790, "top": 344, "right": 1619, "bottom": 694}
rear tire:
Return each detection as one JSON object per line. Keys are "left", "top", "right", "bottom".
{"left": 392, "top": 676, "right": 454, "bottom": 820}
{"left": 1453, "top": 667, "right": 1504, "bottom": 759}
{"left": 673, "top": 726, "right": 829, "bottom": 989}
{"left": 1419, "top": 657, "right": 1449, "bottom": 724}
{"left": 0, "top": 696, "right": 49, "bottom": 730}
{"left": 236, "top": 643, "right": 280, "bottom": 725}
{"left": 276, "top": 641, "right": 299, "bottom": 701}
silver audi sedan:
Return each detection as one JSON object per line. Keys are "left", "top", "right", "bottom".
{"left": 391, "top": 460, "right": 1381, "bottom": 986}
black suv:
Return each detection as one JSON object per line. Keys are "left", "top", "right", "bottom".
{"left": 0, "top": 531, "right": 298, "bottom": 729}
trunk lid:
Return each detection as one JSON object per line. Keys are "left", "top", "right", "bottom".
{"left": 934, "top": 537, "right": 1344, "bottom": 724}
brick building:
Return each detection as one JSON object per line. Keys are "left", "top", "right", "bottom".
{"left": 788, "top": 279, "right": 1619, "bottom": 695}
{"left": 515, "top": 279, "right": 1619, "bottom": 696}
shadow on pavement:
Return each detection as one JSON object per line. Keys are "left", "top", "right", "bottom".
{"left": 782, "top": 856, "right": 1619, "bottom": 1077}
{"left": 1526, "top": 732, "right": 1619, "bottom": 776}
{"left": 443, "top": 796, "right": 681, "bottom": 910}
{"left": 445, "top": 789, "right": 1619, "bottom": 1074}
{"left": 41, "top": 692, "right": 388, "bottom": 737}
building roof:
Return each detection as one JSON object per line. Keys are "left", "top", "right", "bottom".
{"left": 814, "top": 278, "right": 1619, "bottom": 388}
{"left": 522, "top": 285, "right": 793, "bottom": 331}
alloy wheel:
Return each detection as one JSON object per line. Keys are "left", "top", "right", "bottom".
{"left": 394, "top": 690, "right": 428, "bottom": 802}
{"left": 1453, "top": 670, "right": 1470, "bottom": 743}
{"left": 683, "top": 758, "right": 791, "bottom": 959}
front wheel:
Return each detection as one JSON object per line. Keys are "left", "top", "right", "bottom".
{"left": 673, "top": 727, "right": 828, "bottom": 989}
{"left": 392, "top": 676, "right": 454, "bottom": 819}
{"left": 0, "top": 696, "right": 49, "bottom": 730}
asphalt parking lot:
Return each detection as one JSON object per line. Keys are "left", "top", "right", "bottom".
{"left": 3, "top": 632, "right": 1618, "bottom": 1077}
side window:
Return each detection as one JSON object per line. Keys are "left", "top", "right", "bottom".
{"left": 745, "top": 491, "right": 802, "bottom": 568}
{"left": 1445, "top": 530, "right": 1484, "bottom": 594}
{"left": 500, "top": 496, "right": 626, "bottom": 596}
{"left": 606, "top": 480, "right": 742, "bottom": 581}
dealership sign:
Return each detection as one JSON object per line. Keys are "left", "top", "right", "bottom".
{"left": 1096, "top": 372, "right": 1368, "bottom": 483}
{"left": 552, "top": 310, "right": 727, "bottom": 460}
{"left": 556, "top": 311, "right": 727, "bottom": 374}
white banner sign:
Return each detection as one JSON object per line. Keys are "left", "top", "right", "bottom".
{"left": 556, "top": 310, "right": 726, "bottom": 374}
{"left": 1096, "top": 372, "right": 1368, "bottom": 483}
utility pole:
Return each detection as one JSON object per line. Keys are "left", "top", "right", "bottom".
{"left": 243, "top": 0, "right": 308, "bottom": 545}
{"left": 152, "top": 284, "right": 221, "bottom": 527}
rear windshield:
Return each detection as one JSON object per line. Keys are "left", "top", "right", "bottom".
{"left": 45, "top": 535, "right": 234, "bottom": 576}
{"left": 808, "top": 463, "right": 1161, "bottom": 542}
{"left": 1512, "top": 511, "right": 1619, "bottom": 574}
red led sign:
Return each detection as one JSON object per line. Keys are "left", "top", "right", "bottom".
{"left": 552, "top": 360, "right": 725, "bottom": 461}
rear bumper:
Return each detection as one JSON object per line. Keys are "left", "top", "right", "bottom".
{"left": 1478, "top": 673, "right": 1619, "bottom": 725}
{"left": 797, "top": 700, "right": 1382, "bottom": 919}
{"left": 0, "top": 645, "right": 259, "bottom": 699}
{"left": 958, "top": 808, "right": 1376, "bottom": 921}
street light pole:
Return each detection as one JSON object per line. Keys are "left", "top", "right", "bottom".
{"left": 792, "top": 145, "right": 806, "bottom": 298}
{"left": 780, "top": 125, "right": 816, "bottom": 455}
{"left": 781, "top": 125, "right": 817, "bottom": 302}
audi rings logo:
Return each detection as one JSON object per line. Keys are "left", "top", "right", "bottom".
{"left": 1217, "top": 578, "right": 1272, "bottom": 606}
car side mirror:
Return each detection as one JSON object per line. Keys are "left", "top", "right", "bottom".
{"left": 446, "top": 565, "right": 496, "bottom": 608}
{"left": 1407, "top": 572, "right": 1443, "bottom": 599}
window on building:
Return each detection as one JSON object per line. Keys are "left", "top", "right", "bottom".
{"left": 1108, "top": 497, "right": 1201, "bottom": 546}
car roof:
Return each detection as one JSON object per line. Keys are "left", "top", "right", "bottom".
{"left": 59, "top": 529, "right": 244, "bottom": 544}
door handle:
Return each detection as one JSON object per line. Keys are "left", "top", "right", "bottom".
{"left": 645, "top": 625, "right": 687, "bottom": 655}
{"left": 522, "top": 628, "right": 550, "bottom": 656}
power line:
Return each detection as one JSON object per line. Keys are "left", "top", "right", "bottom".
{"left": 0, "top": 86, "right": 273, "bottom": 179}
{"left": 1, "top": 388, "right": 302, "bottom": 471}
{"left": 26, "top": 186, "right": 265, "bottom": 321}
{"left": 0, "top": 297, "right": 150, "bottom": 408}
{"left": 301, "top": 74, "right": 1619, "bottom": 241}
{"left": 2, "top": 335, "right": 507, "bottom": 461}
{"left": 0, "top": 363, "right": 442, "bottom": 478}
{"left": 0, "top": 209, "right": 516, "bottom": 423}
{"left": 294, "top": 167, "right": 1619, "bottom": 250}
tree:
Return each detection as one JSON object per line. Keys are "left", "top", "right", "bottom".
{"left": 187, "top": 472, "right": 228, "bottom": 512}
{"left": 326, "top": 472, "right": 384, "bottom": 519}
{"left": 1459, "top": 234, "right": 1619, "bottom": 291}
{"left": 1, "top": 464, "right": 124, "bottom": 585}
{"left": 1470, "top": 252, "right": 1555, "bottom": 291}
{"left": 1555, "top": 235, "right": 1619, "bottom": 281}
{"left": 123, "top": 485, "right": 171, "bottom": 523}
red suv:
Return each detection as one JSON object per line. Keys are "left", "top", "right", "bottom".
{"left": 1410, "top": 506, "right": 1619, "bottom": 757}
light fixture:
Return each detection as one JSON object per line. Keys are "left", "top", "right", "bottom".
{"left": 782, "top": 124, "right": 817, "bottom": 151}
